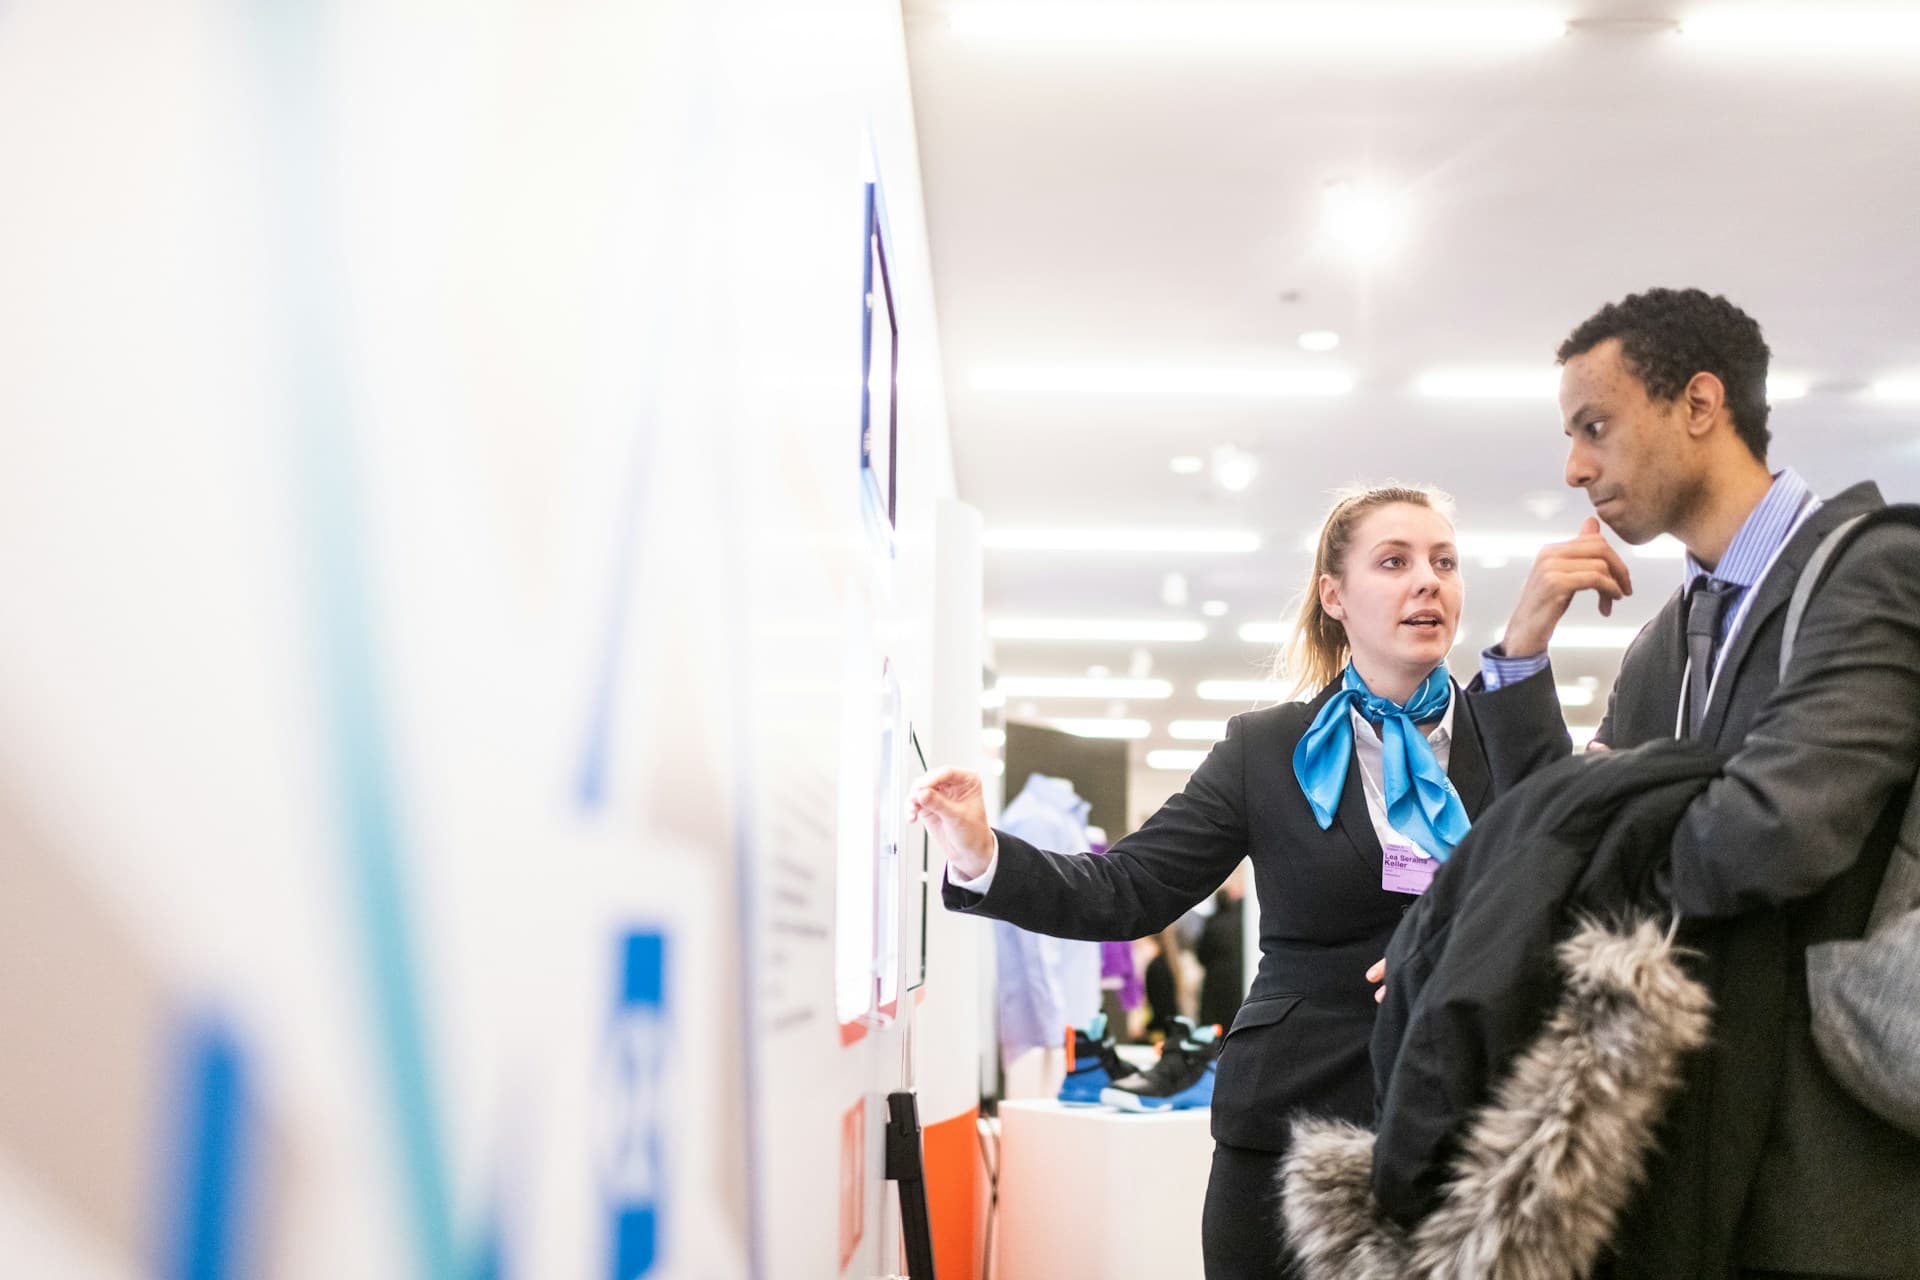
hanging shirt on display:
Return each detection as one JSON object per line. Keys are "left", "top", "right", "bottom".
{"left": 989, "top": 773, "right": 1104, "bottom": 1056}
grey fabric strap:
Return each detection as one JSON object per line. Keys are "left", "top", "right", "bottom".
{"left": 1779, "top": 513, "right": 1872, "bottom": 680}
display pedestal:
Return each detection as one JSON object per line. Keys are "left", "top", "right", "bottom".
{"left": 995, "top": 1099, "right": 1213, "bottom": 1279}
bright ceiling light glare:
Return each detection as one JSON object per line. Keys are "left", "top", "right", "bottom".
{"left": 1147, "top": 749, "right": 1211, "bottom": 772}
{"left": 1237, "top": 622, "right": 1288, "bottom": 644}
{"left": 972, "top": 366, "right": 1355, "bottom": 398}
{"left": 1676, "top": 10, "right": 1920, "bottom": 56}
{"left": 1321, "top": 180, "right": 1407, "bottom": 264}
{"left": 1557, "top": 684, "right": 1597, "bottom": 708}
{"left": 1201, "top": 600, "right": 1230, "bottom": 618}
{"left": 1211, "top": 443, "right": 1260, "bottom": 493}
{"left": 1196, "top": 679, "right": 1291, "bottom": 703}
{"left": 987, "top": 619, "right": 1207, "bottom": 643}
{"left": 1767, "top": 373, "right": 1810, "bottom": 402}
{"left": 1298, "top": 329, "right": 1342, "bottom": 353}
{"left": 1169, "top": 719, "right": 1229, "bottom": 741}
{"left": 1415, "top": 368, "right": 1560, "bottom": 400}
{"left": 997, "top": 676, "right": 1174, "bottom": 700}
{"left": 981, "top": 727, "right": 1007, "bottom": 749}
{"left": 984, "top": 528, "right": 1262, "bottom": 554}
{"left": 1631, "top": 535, "right": 1687, "bottom": 560}
{"left": 1491, "top": 625, "right": 1635, "bottom": 650}
{"left": 948, "top": 6, "right": 1568, "bottom": 53}
{"left": 1869, "top": 376, "right": 1920, "bottom": 402}
{"left": 1048, "top": 717, "right": 1152, "bottom": 740}
{"left": 1455, "top": 532, "right": 1547, "bottom": 568}
{"left": 1169, "top": 455, "right": 1205, "bottom": 475}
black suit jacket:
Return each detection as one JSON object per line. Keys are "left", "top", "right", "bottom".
{"left": 944, "top": 669, "right": 1569, "bottom": 1152}
{"left": 1598, "top": 482, "right": 1920, "bottom": 1279}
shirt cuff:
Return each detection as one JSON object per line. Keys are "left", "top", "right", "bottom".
{"left": 1480, "top": 644, "right": 1551, "bottom": 691}
{"left": 945, "top": 831, "right": 1000, "bottom": 894}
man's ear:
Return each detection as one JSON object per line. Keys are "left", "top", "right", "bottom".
{"left": 1682, "top": 370, "right": 1726, "bottom": 439}
{"left": 1318, "top": 573, "right": 1345, "bottom": 622}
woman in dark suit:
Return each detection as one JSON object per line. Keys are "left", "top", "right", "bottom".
{"left": 911, "top": 485, "right": 1570, "bottom": 1278}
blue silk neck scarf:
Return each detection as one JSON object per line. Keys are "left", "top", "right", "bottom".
{"left": 1291, "top": 663, "right": 1470, "bottom": 861}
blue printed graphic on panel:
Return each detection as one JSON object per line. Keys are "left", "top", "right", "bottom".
{"left": 161, "top": 1022, "right": 254, "bottom": 1280}
{"left": 602, "top": 931, "right": 670, "bottom": 1280}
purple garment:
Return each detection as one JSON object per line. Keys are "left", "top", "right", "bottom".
{"left": 1093, "top": 843, "right": 1143, "bottom": 1010}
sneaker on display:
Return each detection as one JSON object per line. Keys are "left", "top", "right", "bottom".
{"left": 1056, "top": 1012, "right": 1139, "bottom": 1106}
{"left": 1099, "top": 1018, "right": 1221, "bottom": 1112}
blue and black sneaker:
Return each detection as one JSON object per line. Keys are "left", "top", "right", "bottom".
{"left": 1056, "top": 1013, "right": 1137, "bottom": 1106}
{"left": 1099, "top": 1017, "right": 1221, "bottom": 1112}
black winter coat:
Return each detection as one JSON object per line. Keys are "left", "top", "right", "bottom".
{"left": 1369, "top": 740, "right": 1723, "bottom": 1227}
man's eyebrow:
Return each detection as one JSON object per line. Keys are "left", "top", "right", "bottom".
{"left": 1563, "top": 401, "right": 1598, "bottom": 433}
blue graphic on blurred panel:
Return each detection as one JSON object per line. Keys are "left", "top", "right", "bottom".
{"left": 598, "top": 930, "right": 670, "bottom": 1279}
{"left": 161, "top": 1021, "right": 254, "bottom": 1280}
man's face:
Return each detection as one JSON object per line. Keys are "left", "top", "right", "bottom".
{"left": 1558, "top": 337, "right": 1697, "bottom": 545}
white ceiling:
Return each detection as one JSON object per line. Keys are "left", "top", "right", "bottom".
{"left": 902, "top": 1, "right": 1920, "bottom": 795}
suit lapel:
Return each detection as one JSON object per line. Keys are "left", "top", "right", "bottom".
{"left": 1295, "top": 679, "right": 1385, "bottom": 874}
{"left": 1699, "top": 482, "right": 1884, "bottom": 738}
{"left": 1332, "top": 740, "right": 1385, "bottom": 874}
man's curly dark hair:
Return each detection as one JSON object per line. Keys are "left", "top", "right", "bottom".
{"left": 1557, "top": 287, "right": 1772, "bottom": 463}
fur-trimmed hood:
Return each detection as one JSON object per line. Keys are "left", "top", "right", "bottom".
{"left": 1280, "top": 918, "right": 1712, "bottom": 1280}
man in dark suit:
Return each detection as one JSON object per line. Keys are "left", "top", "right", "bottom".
{"left": 1486, "top": 287, "right": 1920, "bottom": 1278}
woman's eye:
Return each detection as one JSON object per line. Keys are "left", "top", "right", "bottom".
{"left": 1381, "top": 556, "right": 1404, "bottom": 570}
{"left": 1436, "top": 557, "right": 1458, "bottom": 572}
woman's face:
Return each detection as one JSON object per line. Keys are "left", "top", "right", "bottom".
{"left": 1319, "top": 503, "right": 1463, "bottom": 688}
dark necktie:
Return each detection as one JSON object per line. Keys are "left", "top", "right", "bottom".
{"left": 1685, "top": 576, "right": 1740, "bottom": 735}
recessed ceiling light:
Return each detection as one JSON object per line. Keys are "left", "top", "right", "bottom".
{"left": 1049, "top": 718, "right": 1151, "bottom": 740}
{"left": 948, "top": 6, "right": 1567, "bottom": 50}
{"left": 1168, "top": 719, "right": 1229, "bottom": 741}
{"left": 1676, "top": 11, "right": 1920, "bottom": 54}
{"left": 1298, "top": 329, "right": 1341, "bottom": 352}
{"left": 1170, "top": 455, "right": 1205, "bottom": 475}
{"left": 985, "top": 528, "right": 1262, "bottom": 553}
{"left": 1870, "top": 375, "right": 1920, "bottom": 402}
{"left": 1322, "top": 180, "right": 1407, "bottom": 263}
{"left": 1633, "top": 535, "right": 1686, "bottom": 559}
{"left": 1768, "top": 374, "right": 1810, "bottom": 402}
{"left": 1557, "top": 684, "right": 1597, "bottom": 708}
{"left": 973, "top": 366, "right": 1355, "bottom": 398}
{"left": 1196, "top": 679, "right": 1291, "bottom": 703}
{"left": 998, "top": 676, "right": 1174, "bottom": 699}
{"left": 1147, "top": 749, "right": 1210, "bottom": 772}
{"left": 1237, "top": 622, "right": 1288, "bottom": 644}
{"left": 989, "top": 618, "right": 1208, "bottom": 643}
{"left": 1414, "top": 368, "right": 1559, "bottom": 400}
{"left": 1210, "top": 444, "right": 1259, "bottom": 493}
{"left": 1201, "top": 600, "right": 1230, "bottom": 618}
{"left": 1488, "top": 626, "right": 1635, "bottom": 650}
{"left": 981, "top": 727, "right": 1007, "bottom": 749}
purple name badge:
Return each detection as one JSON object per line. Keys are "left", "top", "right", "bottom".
{"left": 1382, "top": 838, "right": 1436, "bottom": 896}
